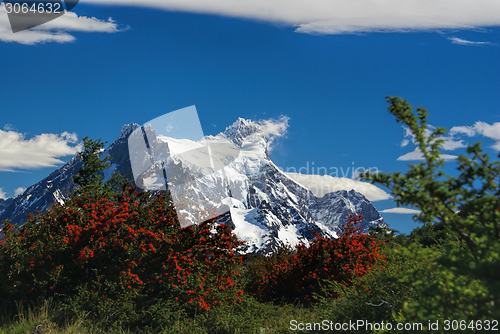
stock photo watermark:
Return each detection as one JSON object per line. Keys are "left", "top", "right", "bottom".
{"left": 128, "top": 106, "right": 241, "bottom": 227}
{"left": 2, "top": 0, "right": 79, "bottom": 32}
{"left": 289, "top": 319, "right": 499, "bottom": 332}
{"left": 282, "top": 161, "right": 379, "bottom": 179}
{"left": 280, "top": 161, "right": 380, "bottom": 198}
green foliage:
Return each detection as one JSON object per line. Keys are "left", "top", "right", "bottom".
{"left": 407, "top": 221, "right": 459, "bottom": 248}
{"left": 313, "top": 241, "right": 421, "bottom": 327}
{"left": 73, "top": 137, "right": 129, "bottom": 198}
{"left": 359, "top": 97, "right": 500, "bottom": 323}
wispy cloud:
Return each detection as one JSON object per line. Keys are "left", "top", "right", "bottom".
{"left": 259, "top": 116, "right": 289, "bottom": 150}
{"left": 397, "top": 120, "right": 500, "bottom": 160}
{"left": 0, "top": 128, "right": 81, "bottom": 171}
{"left": 450, "top": 121, "right": 500, "bottom": 150}
{"left": 441, "top": 136, "right": 468, "bottom": 151}
{"left": 380, "top": 207, "right": 421, "bottom": 214}
{"left": 448, "top": 37, "right": 496, "bottom": 46}
{"left": 3, "top": 1, "right": 499, "bottom": 43}
{"left": 400, "top": 125, "right": 467, "bottom": 150}
{"left": 450, "top": 121, "right": 500, "bottom": 140}
{"left": 286, "top": 172, "right": 392, "bottom": 201}
{"left": 14, "top": 187, "right": 26, "bottom": 197}
{"left": 0, "top": 188, "right": 7, "bottom": 200}
{"left": 0, "top": 4, "right": 120, "bottom": 44}
{"left": 83, "top": 0, "right": 500, "bottom": 34}
{"left": 397, "top": 125, "right": 465, "bottom": 161}
{"left": 397, "top": 147, "right": 458, "bottom": 161}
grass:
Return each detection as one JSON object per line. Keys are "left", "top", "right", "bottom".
{"left": 0, "top": 300, "right": 87, "bottom": 334}
{"left": 0, "top": 297, "right": 329, "bottom": 334}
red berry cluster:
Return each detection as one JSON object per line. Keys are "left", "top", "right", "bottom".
{"left": 0, "top": 187, "right": 244, "bottom": 311}
{"left": 247, "top": 214, "right": 386, "bottom": 304}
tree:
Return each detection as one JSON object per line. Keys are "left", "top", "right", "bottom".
{"left": 73, "top": 137, "right": 128, "bottom": 198}
{"left": 360, "top": 97, "right": 500, "bottom": 324}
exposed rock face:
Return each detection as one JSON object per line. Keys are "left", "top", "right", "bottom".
{"left": 0, "top": 155, "right": 82, "bottom": 226}
{"left": 0, "top": 120, "right": 386, "bottom": 255}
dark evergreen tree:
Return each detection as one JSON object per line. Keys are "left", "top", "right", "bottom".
{"left": 73, "top": 137, "right": 129, "bottom": 198}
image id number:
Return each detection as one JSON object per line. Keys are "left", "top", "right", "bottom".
{"left": 4, "top": 2, "right": 62, "bottom": 14}
{"left": 443, "top": 320, "right": 498, "bottom": 331}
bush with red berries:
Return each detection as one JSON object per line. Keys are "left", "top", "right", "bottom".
{"left": 0, "top": 187, "right": 244, "bottom": 319}
{"left": 246, "top": 214, "right": 386, "bottom": 304}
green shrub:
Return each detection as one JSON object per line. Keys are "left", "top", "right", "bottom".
{"left": 360, "top": 97, "right": 500, "bottom": 325}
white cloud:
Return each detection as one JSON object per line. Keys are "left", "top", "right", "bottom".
{"left": 260, "top": 116, "right": 289, "bottom": 138}
{"left": 4, "top": 0, "right": 499, "bottom": 43}
{"left": 442, "top": 136, "right": 467, "bottom": 151}
{"left": 400, "top": 125, "right": 422, "bottom": 147}
{"left": 83, "top": 0, "right": 500, "bottom": 34}
{"left": 398, "top": 125, "right": 465, "bottom": 160}
{"left": 399, "top": 121, "right": 500, "bottom": 159}
{"left": 449, "top": 125, "right": 477, "bottom": 137}
{"left": 448, "top": 37, "right": 496, "bottom": 46}
{"left": 380, "top": 207, "right": 421, "bottom": 214}
{"left": 397, "top": 147, "right": 458, "bottom": 161}
{"left": 397, "top": 148, "right": 425, "bottom": 161}
{"left": 351, "top": 167, "right": 380, "bottom": 181}
{"left": 401, "top": 125, "right": 466, "bottom": 151}
{"left": 0, "top": 129, "right": 81, "bottom": 171}
{"left": 259, "top": 116, "right": 289, "bottom": 150}
{"left": 450, "top": 121, "right": 500, "bottom": 151}
{"left": 14, "top": 187, "right": 26, "bottom": 196}
{"left": 460, "top": 122, "right": 500, "bottom": 140}
{"left": 286, "top": 172, "right": 392, "bottom": 201}
{"left": 0, "top": 4, "right": 120, "bottom": 45}
{"left": 0, "top": 188, "right": 6, "bottom": 200}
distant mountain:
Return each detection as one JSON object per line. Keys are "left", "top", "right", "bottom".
{"left": 0, "top": 119, "right": 386, "bottom": 254}
{"left": 0, "top": 123, "right": 139, "bottom": 227}
{"left": 0, "top": 197, "right": 14, "bottom": 219}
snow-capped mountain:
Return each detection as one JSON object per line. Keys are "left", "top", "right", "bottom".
{"left": 0, "top": 118, "right": 386, "bottom": 254}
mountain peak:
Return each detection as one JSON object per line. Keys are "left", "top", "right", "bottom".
{"left": 223, "top": 118, "right": 262, "bottom": 146}
{"left": 1, "top": 118, "right": 386, "bottom": 255}
{"left": 108, "top": 123, "right": 141, "bottom": 152}
{"left": 118, "top": 123, "right": 140, "bottom": 141}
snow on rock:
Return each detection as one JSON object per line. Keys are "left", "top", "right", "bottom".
{"left": 1, "top": 117, "right": 386, "bottom": 255}
{"left": 52, "top": 189, "right": 66, "bottom": 205}
{"left": 128, "top": 117, "right": 386, "bottom": 254}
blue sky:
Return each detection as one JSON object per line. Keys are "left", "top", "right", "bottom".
{"left": 1, "top": 0, "right": 499, "bottom": 234}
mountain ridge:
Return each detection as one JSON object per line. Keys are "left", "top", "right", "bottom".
{"left": 0, "top": 118, "right": 386, "bottom": 254}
